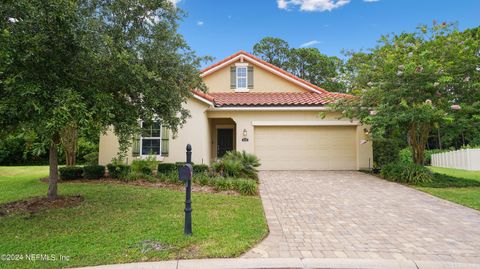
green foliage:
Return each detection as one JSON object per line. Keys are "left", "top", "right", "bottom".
{"left": 381, "top": 163, "right": 433, "bottom": 184}
{"left": 399, "top": 148, "right": 413, "bottom": 164}
{"left": 59, "top": 166, "right": 83, "bottom": 180}
{"left": 83, "top": 165, "right": 105, "bottom": 179}
{"left": 231, "top": 179, "right": 258, "bottom": 196}
{"left": 193, "top": 173, "right": 213, "bottom": 186}
{"left": 212, "top": 159, "right": 242, "bottom": 178}
{"left": 0, "top": 166, "right": 268, "bottom": 268}
{"left": 77, "top": 136, "right": 99, "bottom": 165}
{"left": 83, "top": 152, "right": 99, "bottom": 166}
{"left": 336, "top": 23, "right": 480, "bottom": 165}
{"left": 253, "top": 37, "right": 345, "bottom": 92}
{"left": 157, "top": 163, "right": 177, "bottom": 174}
{"left": 131, "top": 156, "right": 158, "bottom": 175}
{"left": 0, "top": 0, "right": 207, "bottom": 198}
{"left": 213, "top": 178, "right": 233, "bottom": 191}
{"left": 373, "top": 138, "right": 401, "bottom": 167}
{"left": 0, "top": 133, "right": 49, "bottom": 165}
{"left": 416, "top": 173, "right": 480, "bottom": 188}
{"left": 399, "top": 148, "right": 446, "bottom": 165}
{"left": 213, "top": 151, "right": 261, "bottom": 180}
{"left": 122, "top": 172, "right": 158, "bottom": 183}
{"left": 193, "top": 164, "right": 209, "bottom": 173}
{"left": 107, "top": 163, "right": 130, "bottom": 179}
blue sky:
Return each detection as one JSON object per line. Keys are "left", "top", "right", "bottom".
{"left": 174, "top": 0, "right": 480, "bottom": 67}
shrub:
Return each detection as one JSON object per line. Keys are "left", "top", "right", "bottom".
{"left": 107, "top": 163, "right": 130, "bottom": 179}
{"left": 193, "top": 173, "right": 211, "bottom": 186}
{"left": 399, "top": 148, "right": 447, "bottom": 166}
{"left": 131, "top": 156, "right": 158, "bottom": 175}
{"left": 213, "top": 178, "right": 233, "bottom": 191}
{"left": 381, "top": 162, "right": 432, "bottom": 184}
{"left": 231, "top": 178, "right": 258, "bottom": 195}
{"left": 399, "top": 148, "right": 413, "bottom": 164}
{"left": 83, "top": 165, "right": 105, "bottom": 179}
{"left": 213, "top": 151, "right": 260, "bottom": 180}
{"left": 59, "top": 166, "right": 83, "bottom": 180}
{"left": 373, "top": 138, "right": 401, "bottom": 168}
{"left": 193, "top": 164, "right": 209, "bottom": 173}
{"left": 157, "top": 163, "right": 176, "bottom": 174}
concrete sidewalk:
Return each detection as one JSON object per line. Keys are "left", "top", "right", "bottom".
{"left": 77, "top": 258, "right": 480, "bottom": 269}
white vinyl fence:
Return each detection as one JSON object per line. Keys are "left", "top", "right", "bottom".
{"left": 431, "top": 149, "right": 480, "bottom": 171}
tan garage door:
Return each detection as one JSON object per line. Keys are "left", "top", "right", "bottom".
{"left": 254, "top": 126, "right": 357, "bottom": 170}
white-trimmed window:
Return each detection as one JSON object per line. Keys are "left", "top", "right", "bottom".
{"left": 236, "top": 66, "right": 247, "bottom": 90}
{"left": 141, "top": 121, "right": 162, "bottom": 155}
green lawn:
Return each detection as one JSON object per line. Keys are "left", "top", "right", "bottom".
{"left": 0, "top": 166, "right": 268, "bottom": 269}
{"left": 414, "top": 166, "right": 480, "bottom": 210}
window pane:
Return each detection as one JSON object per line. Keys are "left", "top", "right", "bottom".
{"left": 142, "top": 139, "right": 161, "bottom": 155}
{"left": 142, "top": 121, "right": 161, "bottom": 137}
{"left": 141, "top": 122, "right": 151, "bottom": 137}
{"left": 237, "top": 67, "right": 246, "bottom": 77}
{"left": 238, "top": 78, "right": 247, "bottom": 88}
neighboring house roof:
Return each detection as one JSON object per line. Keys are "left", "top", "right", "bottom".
{"left": 192, "top": 50, "right": 352, "bottom": 107}
{"left": 209, "top": 92, "right": 343, "bottom": 107}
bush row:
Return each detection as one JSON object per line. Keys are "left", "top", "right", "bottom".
{"left": 157, "top": 162, "right": 209, "bottom": 174}
{"left": 59, "top": 165, "right": 105, "bottom": 180}
{"left": 380, "top": 162, "right": 432, "bottom": 184}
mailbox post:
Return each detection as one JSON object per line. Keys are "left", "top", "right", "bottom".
{"left": 178, "top": 144, "right": 193, "bottom": 236}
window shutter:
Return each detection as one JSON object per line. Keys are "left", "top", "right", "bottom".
{"left": 132, "top": 134, "right": 140, "bottom": 157}
{"left": 247, "top": 66, "right": 254, "bottom": 89}
{"left": 230, "top": 66, "right": 236, "bottom": 89}
{"left": 161, "top": 126, "right": 169, "bottom": 156}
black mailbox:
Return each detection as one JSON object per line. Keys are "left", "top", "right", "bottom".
{"left": 178, "top": 164, "right": 193, "bottom": 182}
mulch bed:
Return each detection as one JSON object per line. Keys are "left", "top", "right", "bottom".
{"left": 0, "top": 195, "right": 84, "bottom": 217}
{"left": 39, "top": 178, "right": 239, "bottom": 196}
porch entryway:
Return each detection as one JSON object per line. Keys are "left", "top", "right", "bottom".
{"left": 209, "top": 118, "right": 236, "bottom": 161}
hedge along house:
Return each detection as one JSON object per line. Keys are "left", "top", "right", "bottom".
{"left": 99, "top": 51, "right": 373, "bottom": 170}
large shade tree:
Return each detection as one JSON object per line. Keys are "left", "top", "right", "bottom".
{"left": 0, "top": 0, "right": 205, "bottom": 200}
{"left": 337, "top": 23, "right": 480, "bottom": 165}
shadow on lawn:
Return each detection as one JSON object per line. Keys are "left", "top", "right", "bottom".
{"left": 415, "top": 173, "right": 480, "bottom": 188}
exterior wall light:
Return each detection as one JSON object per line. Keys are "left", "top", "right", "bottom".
{"left": 243, "top": 129, "right": 248, "bottom": 137}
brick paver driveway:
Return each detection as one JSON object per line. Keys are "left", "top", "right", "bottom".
{"left": 244, "top": 171, "right": 480, "bottom": 263}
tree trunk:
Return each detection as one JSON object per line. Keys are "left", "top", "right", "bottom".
{"left": 47, "top": 134, "right": 61, "bottom": 200}
{"left": 437, "top": 128, "right": 442, "bottom": 150}
{"left": 407, "top": 123, "right": 431, "bottom": 165}
{"left": 61, "top": 125, "right": 78, "bottom": 166}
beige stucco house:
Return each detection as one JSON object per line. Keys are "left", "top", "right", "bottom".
{"left": 99, "top": 51, "right": 372, "bottom": 170}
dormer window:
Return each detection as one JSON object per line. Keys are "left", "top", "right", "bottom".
{"left": 230, "top": 63, "right": 253, "bottom": 92}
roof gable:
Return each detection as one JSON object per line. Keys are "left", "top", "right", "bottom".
{"left": 200, "top": 51, "right": 329, "bottom": 94}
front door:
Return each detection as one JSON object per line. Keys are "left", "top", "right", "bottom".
{"left": 217, "top": 128, "right": 233, "bottom": 158}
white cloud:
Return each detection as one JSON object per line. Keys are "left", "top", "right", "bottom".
{"left": 197, "top": 21, "right": 204, "bottom": 26}
{"left": 278, "top": 0, "right": 288, "bottom": 9}
{"left": 168, "top": 0, "right": 180, "bottom": 5}
{"left": 363, "top": 0, "right": 380, "bottom": 2}
{"left": 300, "top": 40, "right": 322, "bottom": 47}
{"left": 277, "top": 0, "right": 350, "bottom": 12}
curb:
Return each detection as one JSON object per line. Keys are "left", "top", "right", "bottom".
{"left": 76, "top": 258, "right": 480, "bottom": 269}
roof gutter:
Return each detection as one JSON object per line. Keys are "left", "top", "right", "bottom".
{"left": 208, "top": 106, "right": 332, "bottom": 111}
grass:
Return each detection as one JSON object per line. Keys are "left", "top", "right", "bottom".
{"left": 0, "top": 166, "right": 268, "bottom": 269}
{"left": 413, "top": 166, "right": 480, "bottom": 210}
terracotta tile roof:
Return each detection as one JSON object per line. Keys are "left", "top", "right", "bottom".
{"left": 200, "top": 50, "right": 330, "bottom": 94}
{"left": 191, "top": 89, "right": 214, "bottom": 102}
{"left": 207, "top": 92, "right": 346, "bottom": 107}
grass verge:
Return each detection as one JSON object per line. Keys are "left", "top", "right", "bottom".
{"left": 0, "top": 166, "right": 268, "bottom": 269}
